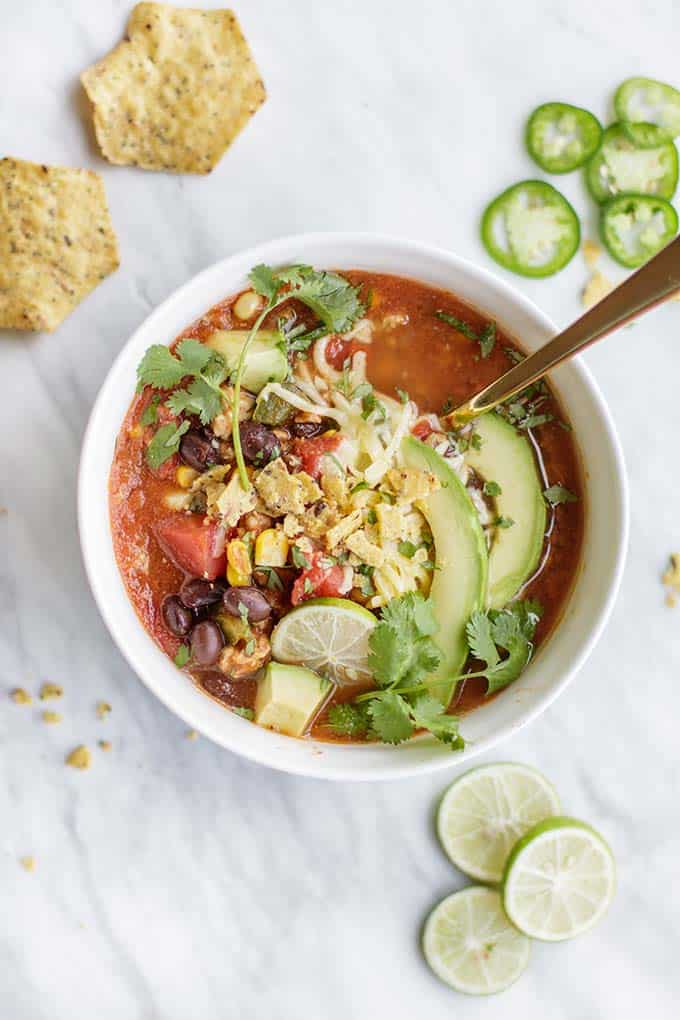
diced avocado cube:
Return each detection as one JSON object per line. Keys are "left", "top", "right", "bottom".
{"left": 254, "top": 663, "right": 332, "bottom": 737}
{"left": 204, "top": 330, "right": 288, "bottom": 394}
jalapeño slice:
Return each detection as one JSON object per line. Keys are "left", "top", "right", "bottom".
{"left": 621, "top": 121, "right": 670, "bottom": 149}
{"left": 526, "top": 102, "right": 602, "bottom": 173}
{"left": 615, "top": 76, "right": 680, "bottom": 140}
{"left": 600, "top": 194, "right": 678, "bottom": 268}
{"left": 586, "top": 122, "right": 678, "bottom": 203}
{"left": 481, "top": 180, "right": 580, "bottom": 278}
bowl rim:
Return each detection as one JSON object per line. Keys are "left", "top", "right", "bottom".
{"left": 78, "top": 231, "right": 629, "bottom": 781}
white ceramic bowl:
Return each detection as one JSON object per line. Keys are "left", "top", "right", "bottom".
{"left": 79, "top": 233, "right": 628, "bottom": 781}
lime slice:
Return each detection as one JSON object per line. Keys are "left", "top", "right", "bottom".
{"left": 437, "top": 763, "right": 561, "bottom": 883}
{"left": 270, "top": 597, "right": 376, "bottom": 685}
{"left": 422, "top": 887, "right": 530, "bottom": 995}
{"left": 502, "top": 817, "right": 616, "bottom": 941}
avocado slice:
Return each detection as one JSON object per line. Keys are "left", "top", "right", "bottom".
{"left": 465, "top": 413, "right": 546, "bottom": 609}
{"left": 401, "top": 437, "right": 488, "bottom": 705}
{"left": 204, "top": 329, "right": 288, "bottom": 394}
{"left": 254, "top": 662, "right": 333, "bottom": 737}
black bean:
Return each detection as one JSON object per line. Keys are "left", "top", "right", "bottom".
{"left": 162, "top": 595, "right": 193, "bottom": 637}
{"left": 222, "top": 586, "right": 272, "bottom": 622}
{"left": 190, "top": 621, "right": 224, "bottom": 666}
{"left": 289, "top": 420, "right": 324, "bottom": 439}
{"left": 179, "top": 577, "right": 226, "bottom": 610}
{"left": 239, "top": 421, "right": 281, "bottom": 465}
{"left": 180, "top": 429, "right": 219, "bottom": 471}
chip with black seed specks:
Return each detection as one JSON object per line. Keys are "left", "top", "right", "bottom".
{"left": 80, "top": 3, "right": 267, "bottom": 174}
{"left": 0, "top": 158, "right": 119, "bottom": 332}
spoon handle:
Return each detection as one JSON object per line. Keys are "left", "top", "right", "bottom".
{"left": 447, "top": 234, "right": 680, "bottom": 425}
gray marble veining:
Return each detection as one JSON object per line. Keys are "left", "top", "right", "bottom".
{"left": 2, "top": 1, "right": 680, "bottom": 1016}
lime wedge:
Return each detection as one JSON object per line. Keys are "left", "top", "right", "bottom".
{"left": 422, "top": 887, "right": 530, "bottom": 995}
{"left": 270, "top": 597, "right": 376, "bottom": 685}
{"left": 502, "top": 817, "right": 616, "bottom": 941}
{"left": 437, "top": 763, "right": 561, "bottom": 883}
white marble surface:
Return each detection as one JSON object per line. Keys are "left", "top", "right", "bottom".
{"left": 2, "top": 0, "right": 680, "bottom": 1016}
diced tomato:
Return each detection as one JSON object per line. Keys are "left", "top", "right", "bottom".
{"left": 324, "top": 336, "right": 361, "bottom": 370}
{"left": 292, "top": 434, "right": 342, "bottom": 480}
{"left": 291, "top": 551, "right": 348, "bottom": 605}
{"left": 156, "top": 402, "right": 178, "bottom": 425}
{"left": 155, "top": 515, "right": 227, "bottom": 580}
{"left": 411, "top": 418, "right": 434, "bottom": 440}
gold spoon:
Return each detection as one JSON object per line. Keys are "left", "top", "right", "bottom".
{"left": 444, "top": 234, "right": 680, "bottom": 427}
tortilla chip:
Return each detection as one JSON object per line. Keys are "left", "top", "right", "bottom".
{"left": 0, "top": 158, "right": 119, "bottom": 333}
{"left": 81, "top": 3, "right": 266, "bottom": 174}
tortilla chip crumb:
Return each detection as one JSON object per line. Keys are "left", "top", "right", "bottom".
{"left": 40, "top": 683, "right": 63, "bottom": 701}
{"left": 19, "top": 856, "right": 35, "bottom": 872}
{"left": 11, "top": 688, "right": 32, "bottom": 705}
{"left": 185, "top": 729, "right": 198, "bottom": 741}
{"left": 98, "top": 740, "right": 112, "bottom": 752}
{"left": 42, "top": 711, "right": 62, "bottom": 725}
{"left": 66, "top": 745, "right": 91, "bottom": 770}
{"left": 96, "top": 701, "right": 112, "bottom": 720}
{"left": 582, "top": 239, "right": 602, "bottom": 269}
{"left": 582, "top": 271, "right": 614, "bottom": 309}
{"left": 662, "top": 553, "right": 680, "bottom": 605}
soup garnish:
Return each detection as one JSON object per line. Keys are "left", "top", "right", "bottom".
{"left": 110, "top": 264, "right": 582, "bottom": 748}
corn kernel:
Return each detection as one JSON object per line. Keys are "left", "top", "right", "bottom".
{"left": 176, "top": 465, "right": 199, "bottom": 488}
{"left": 233, "top": 290, "right": 264, "bottom": 321}
{"left": 255, "top": 528, "right": 289, "bottom": 567}
{"left": 227, "top": 540, "right": 252, "bottom": 586}
{"left": 129, "top": 424, "right": 144, "bottom": 439}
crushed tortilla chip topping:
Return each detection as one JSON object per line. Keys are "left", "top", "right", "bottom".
{"left": 11, "top": 688, "right": 32, "bottom": 705}
{"left": 662, "top": 553, "right": 680, "bottom": 607}
{"left": 42, "top": 711, "right": 62, "bottom": 725}
{"left": 66, "top": 745, "right": 92, "bottom": 770}
{"left": 20, "top": 856, "right": 36, "bottom": 872}
{"left": 0, "top": 157, "right": 119, "bottom": 332}
{"left": 582, "top": 239, "right": 602, "bottom": 269}
{"left": 582, "top": 271, "right": 614, "bottom": 309}
{"left": 81, "top": 3, "right": 266, "bottom": 174}
{"left": 96, "top": 701, "right": 112, "bottom": 720}
{"left": 40, "top": 683, "right": 63, "bottom": 701}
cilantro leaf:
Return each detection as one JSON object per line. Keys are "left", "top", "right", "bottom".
{"left": 367, "top": 692, "right": 414, "bottom": 744}
{"left": 232, "top": 706, "right": 254, "bottom": 720}
{"left": 462, "top": 601, "right": 543, "bottom": 694}
{"left": 410, "top": 694, "right": 464, "bottom": 749}
{"left": 398, "top": 540, "right": 417, "bottom": 559}
{"left": 368, "top": 624, "right": 409, "bottom": 687}
{"left": 174, "top": 644, "right": 190, "bottom": 667}
{"left": 543, "top": 484, "right": 578, "bottom": 507}
{"left": 435, "top": 311, "right": 479, "bottom": 340}
{"left": 368, "top": 594, "right": 441, "bottom": 689}
{"left": 166, "top": 377, "right": 224, "bottom": 425}
{"left": 137, "top": 345, "right": 187, "bottom": 390}
{"left": 483, "top": 480, "right": 502, "bottom": 497}
{"left": 248, "top": 264, "right": 280, "bottom": 301}
{"left": 174, "top": 338, "right": 214, "bottom": 376}
{"left": 146, "top": 421, "right": 190, "bottom": 470}
{"left": 139, "top": 395, "right": 161, "bottom": 426}
{"left": 327, "top": 702, "right": 371, "bottom": 738}
{"left": 278, "top": 266, "right": 365, "bottom": 333}
{"left": 466, "top": 611, "right": 500, "bottom": 669}
{"left": 437, "top": 312, "right": 497, "bottom": 359}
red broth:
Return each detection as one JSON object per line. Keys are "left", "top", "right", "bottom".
{"left": 109, "top": 271, "right": 584, "bottom": 737}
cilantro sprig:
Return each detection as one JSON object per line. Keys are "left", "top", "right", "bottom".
{"left": 232, "top": 264, "right": 365, "bottom": 488}
{"left": 462, "top": 600, "right": 542, "bottom": 694}
{"left": 543, "top": 484, "right": 578, "bottom": 507}
{"left": 136, "top": 339, "right": 230, "bottom": 467}
{"left": 328, "top": 594, "right": 464, "bottom": 748}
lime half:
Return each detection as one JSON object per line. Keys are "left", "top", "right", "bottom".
{"left": 270, "top": 597, "right": 376, "bottom": 685}
{"left": 502, "top": 816, "right": 616, "bottom": 941}
{"left": 422, "top": 887, "right": 530, "bottom": 995}
{"left": 437, "top": 763, "right": 561, "bottom": 883}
